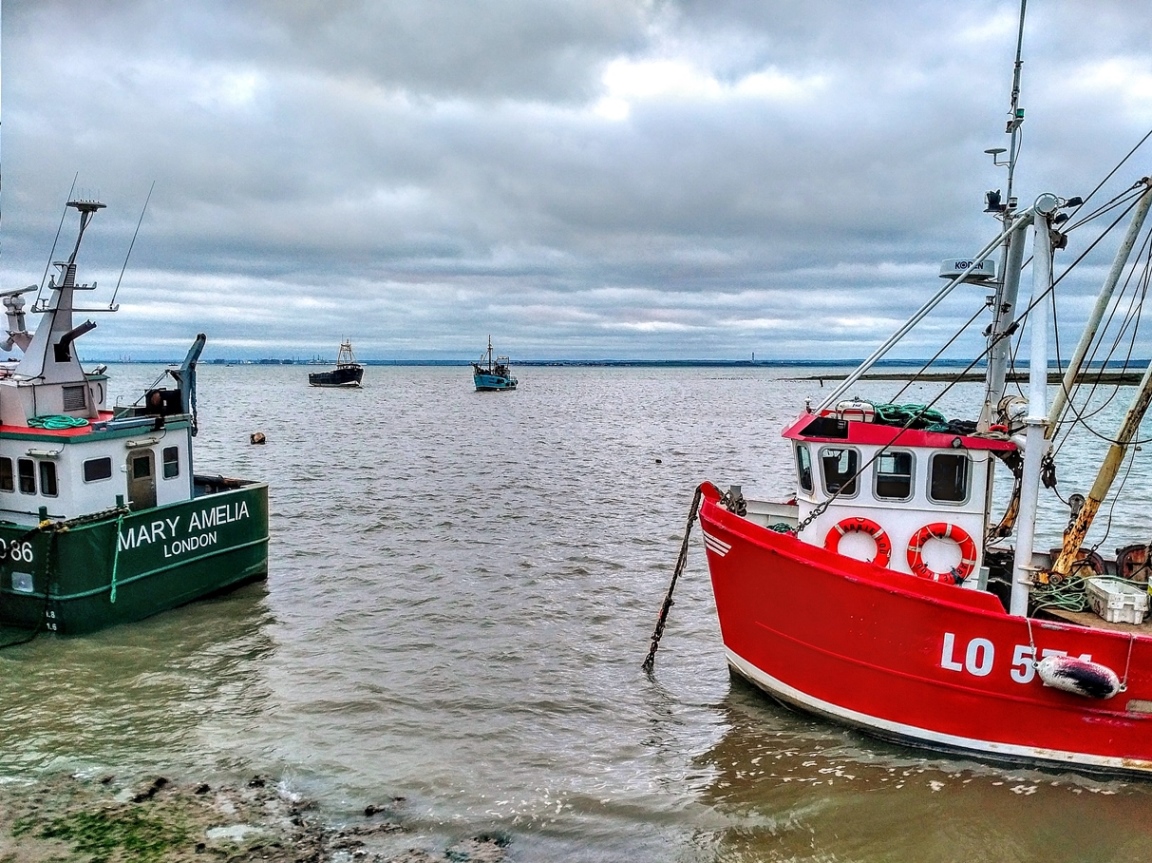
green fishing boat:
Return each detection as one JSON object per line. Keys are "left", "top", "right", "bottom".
{"left": 0, "top": 200, "right": 269, "bottom": 640}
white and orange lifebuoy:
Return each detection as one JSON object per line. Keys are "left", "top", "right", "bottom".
{"left": 824, "top": 517, "right": 892, "bottom": 567}
{"left": 906, "top": 522, "right": 977, "bottom": 584}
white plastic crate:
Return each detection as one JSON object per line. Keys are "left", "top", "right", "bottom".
{"left": 1085, "top": 577, "right": 1149, "bottom": 625}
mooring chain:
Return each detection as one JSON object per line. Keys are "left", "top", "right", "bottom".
{"left": 642, "top": 484, "right": 703, "bottom": 673}
{"left": 793, "top": 498, "right": 831, "bottom": 536}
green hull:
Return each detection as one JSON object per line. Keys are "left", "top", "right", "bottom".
{"left": 0, "top": 480, "right": 268, "bottom": 636}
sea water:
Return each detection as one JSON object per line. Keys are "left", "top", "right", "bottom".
{"left": 1, "top": 363, "right": 1150, "bottom": 863}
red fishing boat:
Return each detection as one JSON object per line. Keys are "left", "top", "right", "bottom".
{"left": 650, "top": 5, "right": 1152, "bottom": 775}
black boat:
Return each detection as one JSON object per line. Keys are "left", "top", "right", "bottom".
{"left": 308, "top": 340, "right": 364, "bottom": 388}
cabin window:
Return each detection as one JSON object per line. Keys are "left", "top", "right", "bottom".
{"left": 929, "top": 452, "right": 970, "bottom": 503}
{"left": 795, "top": 444, "right": 813, "bottom": 493}
{"left": 132, "top": 455, "right": 152, "bottom": 480}
{"left": 875, "top": 451, "right": 914, "bottom": 500}
{"left": 820, "top": 447, "right": 859, "bottom": 497}
{"left": 17, "top": 459, "right": 35, "bottom": 495}
{"left": 38, "top": 462, "right": 58, "bottom": 497}
{"left": 83, "top": 457, "right": 113, "bottom": 482}
{"left": 0, "top": 458, "right": 12, "bottom": 492}
{"left": 162, "top": 446, "right": 180, "bottom": 479}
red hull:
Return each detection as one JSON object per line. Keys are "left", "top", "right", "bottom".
{"left": 698, "top": 483, "right": 1152, "bottom": 774}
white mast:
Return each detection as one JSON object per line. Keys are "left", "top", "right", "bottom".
{"left": 1008, "top": 194, "right": 1059, "bottom": 616}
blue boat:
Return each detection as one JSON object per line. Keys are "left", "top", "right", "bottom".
{"left": 472, "top": 336, "right": 517, "bottom": 391}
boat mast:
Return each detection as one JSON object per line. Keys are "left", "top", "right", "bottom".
{"left": 977, "top": 0, "right": 1029, "bottom": 431}
{"left": 1009, "top": 194, "right": 1059, "bottom": 616}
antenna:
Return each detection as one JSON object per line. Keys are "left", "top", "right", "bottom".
{"left": 36, "top": 174, "right": 79, "bottom": 308}
{"left": 110, "top": 180, "right": 155, "bottom": 310}
{"left": 983, "top": 0, "right": 1028, "bottom": 209}
{"left": 1004, "top": 0, "right": 1028, "bottom": 207}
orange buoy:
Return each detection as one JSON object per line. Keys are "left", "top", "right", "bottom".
{"left": 906, "top": 522, "right": 977, "bottom": 584}
{"left": 824, "top": 517, "right": 893, "bottom": 567}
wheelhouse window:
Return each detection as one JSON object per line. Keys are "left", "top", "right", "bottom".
{"left": 83, "top": 457, "right": 113, "bottom": 482}
{"left": 820, "top": 447, "right": 859, "bottom": 497}
{"left": 162, "top": 446, "right": 180, "bottom": 479}
{"left": 17, "top": 459, "right": 35, "bottom": 495}
{"left": 39, "top": 462, "right": 58, "bottom": 497}
{"left": 875, "top": 451, "right": 914, "bottom": 500}
{"left": 795, "top": 444, "right": 813, "bottom": 493}
{"left": 0, "top": 458, "right": 12, "bottom": 492}
{"left": 929, "top": 452, "right": 970, "bottom": 503}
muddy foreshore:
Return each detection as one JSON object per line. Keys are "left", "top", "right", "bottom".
{"left": 0, "top": 773, "right": 508, "bottom": 863}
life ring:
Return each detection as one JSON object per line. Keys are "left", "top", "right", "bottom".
{"left": 824, "top": 517, "right": 892, "bottom": 567}
{"left": 907, "top": 522, "right": 977, "bottom": 584}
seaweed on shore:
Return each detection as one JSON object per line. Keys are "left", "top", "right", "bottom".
{"left": 0, "top": 774, "right": 508, "bottom": 863}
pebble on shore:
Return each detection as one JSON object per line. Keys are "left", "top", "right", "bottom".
{"left": 0, "top": 773, "right": 509, "bottom": 863}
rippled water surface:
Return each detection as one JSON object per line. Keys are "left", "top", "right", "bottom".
{"left": 2, "top": 363, "right": 1151, "bottom": 862}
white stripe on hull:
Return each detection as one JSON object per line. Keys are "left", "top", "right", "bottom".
{"left": 701, "top": 530, "right": 731, "bottom": 557}
{"left": 725, "top": 648, "right": 1152, "bottom": 775}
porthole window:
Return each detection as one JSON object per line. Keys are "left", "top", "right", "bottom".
{"left": 875, "top": 451, "right": 914, "bottom": 500}
{"left": 929, "top": 452, "right": 970, "bottom": 503}
{"left": 820, "top": 447, "right": 859, "bottom": 497}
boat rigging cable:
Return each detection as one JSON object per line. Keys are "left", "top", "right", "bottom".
{"left": 35, "top": 173, "right": 79, "bottom": 309}
{"left": 1049, "top": 234, "right": 1152, "bottom": 452}
{"left": 110, "top": 181, "right": 155, "bottom": 310}
{"left": 1002, "top": 184, "right": 1151, "bottom": 424}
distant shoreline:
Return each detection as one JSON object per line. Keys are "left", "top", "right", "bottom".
{"left": 799, "top": 371, "right": 1147, "bottom": 384}
{"left": 88, "top": 358, "right": 1152, "bottom": 373}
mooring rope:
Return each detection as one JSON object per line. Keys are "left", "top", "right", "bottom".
{"left": 642, "top": 484, "right": 703, "bottom": 674}
{"left": 28, "top": 414, "right": 89, "bottom": 430}
{"left": 109, "top": 511, "right": 125, "bottom": 604}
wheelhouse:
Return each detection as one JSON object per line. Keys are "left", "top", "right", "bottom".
{"left": 783, "top": 402, "right": 1016, "bottom": 588}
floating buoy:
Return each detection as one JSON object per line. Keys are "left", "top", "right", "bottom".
{"left": 1036, "top": 654, "right": 1121, "bottom": 699}
{"left": 655, "top": 458, "right": 662, "bottom": 464}
{"left": 250, "top": 432, "right": 266, "bottom": 445}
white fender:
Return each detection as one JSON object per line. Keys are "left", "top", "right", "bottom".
{"left": 1036, "top": 655, "right": 1120, "bottom": 699}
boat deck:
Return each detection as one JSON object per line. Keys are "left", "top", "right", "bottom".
{"left": 1041, "top": 607, "right": 1152, "bottom": 635}
{"left": 0, "top": 411, "right": 116, "bottom": 437}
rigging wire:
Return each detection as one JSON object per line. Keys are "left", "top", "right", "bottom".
{"left": 35, "top": 174, "right": 79, "bottom": 309}
{"left": 1051, "top": 228, "right": 1152, "bottom": 455}
{"left": 887, "top": 303, "right": 988, "bottom": 405}
{"left": 1061, "top": 128, "right": 1152, "bottom": 227}
{"left": 110, "top": 181, "right": 155, "bottom": 310}
{"left": 1088, "top": 441, "right": 1140, "bottom": 556}
{"left": 1051, "top": 224, "right": 1152, "bottom": 451}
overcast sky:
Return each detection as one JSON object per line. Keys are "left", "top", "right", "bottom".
{"left": 2, "top": 0, "right": 1151, "bottom": 361}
